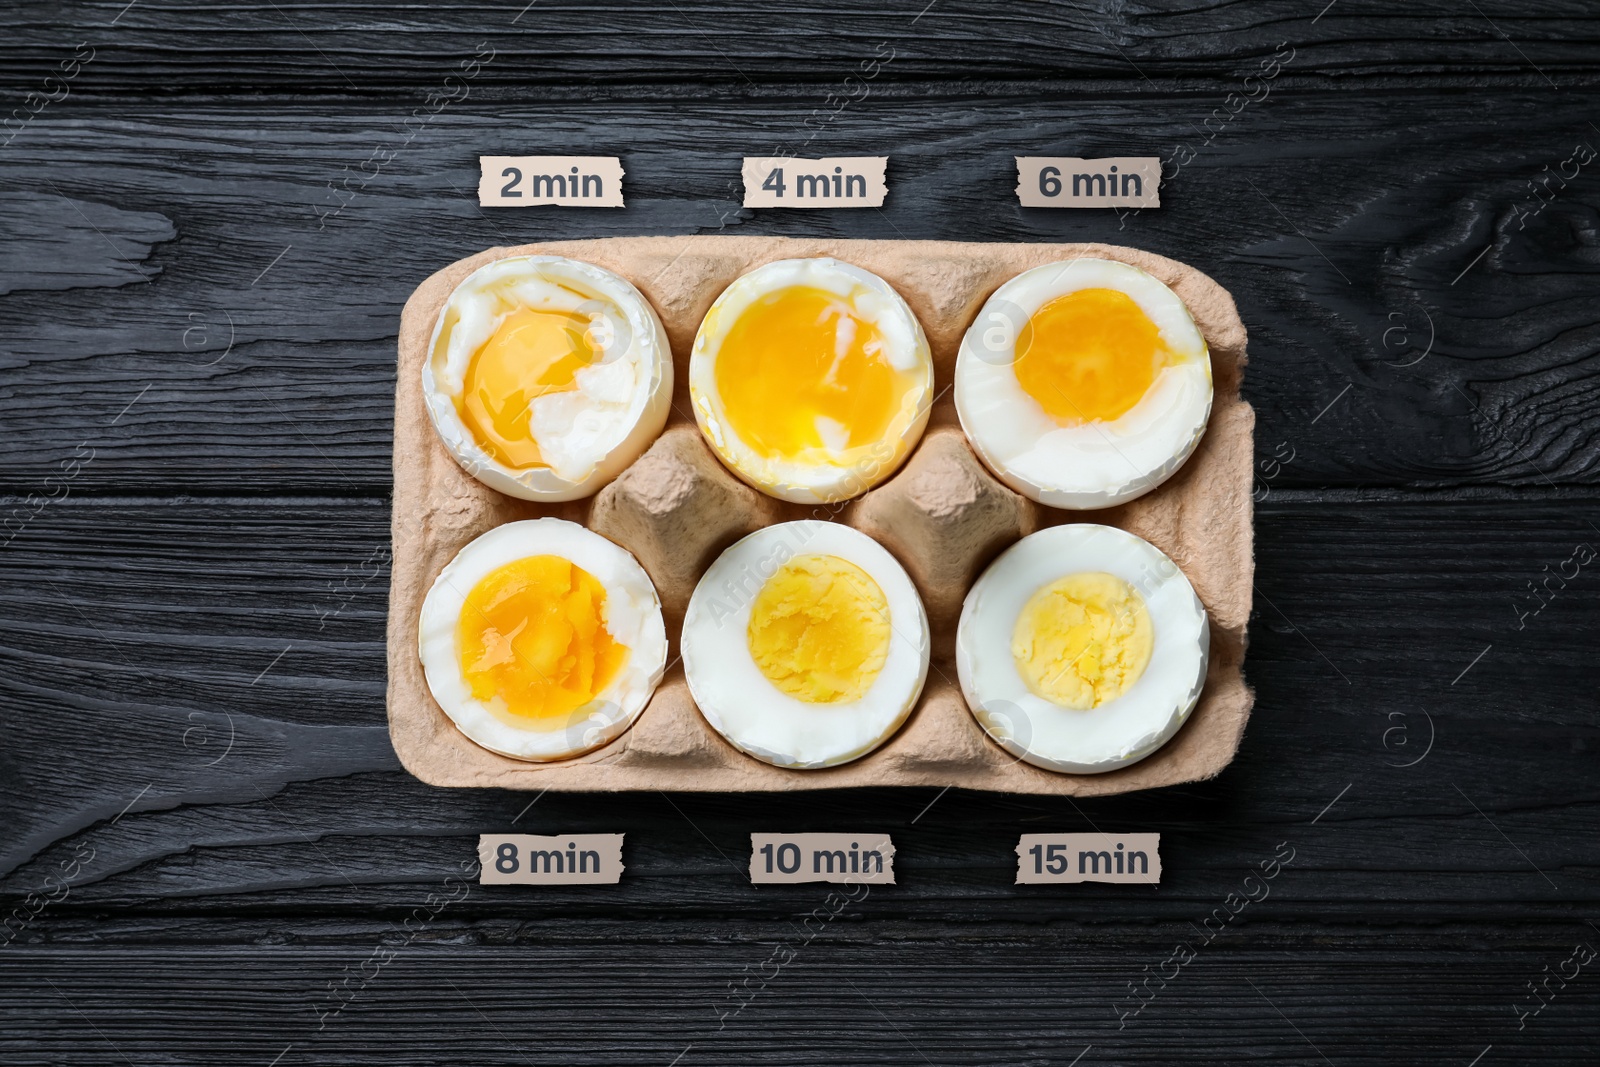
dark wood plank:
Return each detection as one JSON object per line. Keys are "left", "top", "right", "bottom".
{"left": 4, "top": 936, "right": 1597, "bottom": 1066}
{"left": 8, "top": 0, "right": 1600, "bottom": 93}
{"left": 4, "top": 5, "right": 1599, "bottom": 1062}
{"left": 2, "top": 89, "right": 1598, "bottom": 495}
{"left": 2, "top": 494, "right": 1595, "bottom": 926}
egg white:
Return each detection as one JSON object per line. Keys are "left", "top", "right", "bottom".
{"left": 689, "top": 258, "right": 933, "bottom": 504}
{"left": 418, "top": 518, "right": 668, "bottom": 761}
{"left": 955, "top": 258, "right": 1212, "bottom": 510}
{"left": 956, "top": 523, "right": 1208, "bottom": 775}
{"left": 424, "top": 255, "right": 672, "bottom": 502}
{"left": 681, "top": 520, "right": 930, "bottom": 769}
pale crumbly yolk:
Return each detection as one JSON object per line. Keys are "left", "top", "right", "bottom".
{"left": 713, "top": 285, "right": 915, "bottom": 460}
{"left": 1014, "top": 287, "right": 1176, "bottom": 425}
{"left": 1012, "top": 571, "right": 1153, "bottom": 710}
{"left": 457, "top": 305, "right": 599, "bottom": 469}
{"left": 457, "top": 555, "right": 629, "bottom": 723}
{"left": 747, "top": 553, "right": 891, "bottom": 704}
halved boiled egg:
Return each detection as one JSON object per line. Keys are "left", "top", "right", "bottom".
{"left": 424, "top": 255, "right": 672, "bottom": 502}
{"left": 681, "top": 521, "right": 930, "bottom": 768}
{"left": 689, "top": 258, "right": 933, "bottom": 504}
{"left": 418, "top": 518, "right": 667, "bottom": 761}
{"left": 956, "top": 524, "right": 1208, "bottom": 774}
{"left": 955, "top": 259, "right": 1211, "bottom": 509}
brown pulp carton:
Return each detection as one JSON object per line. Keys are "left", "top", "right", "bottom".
{"left": 388, "top": 237, "right": 1254, "bottom": 796}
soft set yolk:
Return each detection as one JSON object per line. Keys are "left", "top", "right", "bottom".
{"left": 747, "top": 554, "right": 891, "bottom": 704}
{"left": 1014, "top": 287, "right": 1175, "bottom": 425}
{"left": 714, "top": 286, "right": 912, "bottom": 460}
{"left": 1012, "top": 571, "right": 1153, "bottom": 710}
{"left": 458, "top": 306, "right": 599, "bottom": 469}
{"left": 457, "top": 555, "right": 629, "bottom": 723}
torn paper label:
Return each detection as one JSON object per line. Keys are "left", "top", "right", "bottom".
{"left": 743, "top": 157, "right": 888, "bottom": 208}
{"left": 478, "top": 834, "right": 625, "bottom": 884}
{"left": 1016, "top": 157, "right": 1161, "bottom": 208}
{"left": 1016, "top": 833, "right": 1161, "bottom": 883}
{"left": 750, "top": 833, "right": 895, "bottom": 883}
{"left": 479, "top": 156, "right": 625, "bottom": 207}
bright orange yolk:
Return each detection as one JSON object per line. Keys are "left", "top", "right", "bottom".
{"left": 456, "top": 555, "right": 629, "bottom": 724}
{"left": 1014, "top": 287, "right": 1175, "bottom": 425}
{"left": 713, "top": 285, "right": 912, "bottom": 459}
{"left": 457, "top": 306, "right": 599, "bottom": 469}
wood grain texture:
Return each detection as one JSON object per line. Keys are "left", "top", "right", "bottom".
{"left": 7, "top": 0, "right": 1600, "bottom": 93}
{"left": 3, "top": 1, "right": 1599, "bottom": 1062}
{"left": 2, "top": 495, "right": 1595, "bottom": 915}
{"left": 3, "top": 938, "right": 1597, "bottom": 1066}
{"left": 2, "top": 91, "right": 1598, "bottom": 494}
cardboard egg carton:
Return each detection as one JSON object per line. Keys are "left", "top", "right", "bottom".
{"left": 388, "top": 237, "right": 1253, "bottom": 796}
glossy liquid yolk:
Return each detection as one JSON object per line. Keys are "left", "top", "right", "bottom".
{"left": 457, "top": 555, "right": 629, "bottom": 723}
{"left": 747, "top": 554, "right": 891, "bottom": 704}
{"left": 458, "top": 307, "right": 599, "bottom": 469}
{"left": 714, "top": 286, "right": 910, "bottom": 460}
{"left": 1014, "top": 288, "right": 1175, "bottom": 425}
{"left": 1012, "top": 571, "right": 1153, "bottom": 710}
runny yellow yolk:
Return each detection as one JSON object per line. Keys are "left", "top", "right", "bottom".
{"left": 456, "top": 555, "right": 629, "bottom": 724}
{"left": 746, "top": 554, "right": 892, "bottom": 704}
{"left": 713, "top": 286, "right": 913, "bottom": 460}
{"left": 457, "top": 306, "right": 600, "bottom": 469}
{"left": 1012, "top": 571, "right": 1154, "bottom": 711}
{"left": 1014, "top": 287, "right": 1176, "bottom": 425}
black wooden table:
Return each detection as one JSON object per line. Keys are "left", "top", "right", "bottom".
{"left": 3, "top": 2, "right": 1597, "bottom": 1064}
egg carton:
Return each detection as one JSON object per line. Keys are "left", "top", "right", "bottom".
{"left": 388, "top": 237, "right": 1254, "bottom": 796}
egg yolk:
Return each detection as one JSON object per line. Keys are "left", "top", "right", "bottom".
{"left": 1012, "top": 571, "right": 1153, "bottom": 710}
{"left": 712, "top": 286, "right": 914, "bottom": 460}
{"left": 456, "top": 554, "right": 629, "bottom": 724}
{"left": 1014, "top": 287, "right": 1176, "bottom": 425}
{"left": 457, "top": 306, "right": 600, "bottom": 469}
{"left": 747, "top": 554, "right": 892, "bottom": 704}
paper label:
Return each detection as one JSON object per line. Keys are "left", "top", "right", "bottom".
{"left": 749, "top": 833, "right": 896, "bottom": 884}
{"left": 1016, "top": 157, "right": 1161, "bottom": 208}
{"left": 742, "top": 157, "right": 888, "bottom": 208}
{"left": 477, "top": 833, "right": 624, "bottom": 884}
{"left": 1015, "top": 833, "right": 1161, "bottom": 884}
{"left": 478, "top": 156, "right": 625, "bottom": 207}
